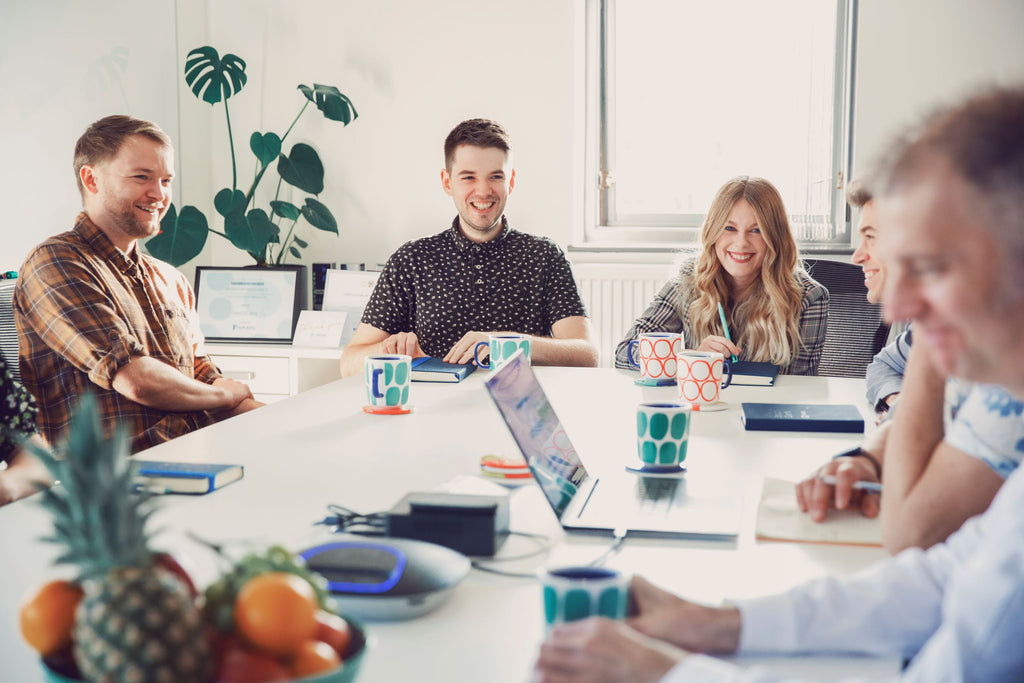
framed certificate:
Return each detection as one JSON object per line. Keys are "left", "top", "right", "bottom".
{"left": 194, "top": 266, "right": 303, "bottom": 343}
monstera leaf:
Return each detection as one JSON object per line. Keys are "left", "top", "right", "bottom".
{"left": 250, "top": 132, "right": 282, "bottom": 166}
{"left": 184, "top": 46, "right": 247, "bottom": 104}
{"left": 145, "top": 205, "right": 208, "bottom": 266}
{"left": 302, "top": 198, "right": 338, "bottom": 234}
{"left": 277, "top": 143, "right": 324, "bottom": 194}
{"left": 224, "top": 208, "right": 279, "bottom": 262}
{"left": 298, "top": 84, "right": 359, "bottom": 125}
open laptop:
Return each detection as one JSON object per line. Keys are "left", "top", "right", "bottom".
{"left": 484, "top": 351, "right": 742, "bottom": 540}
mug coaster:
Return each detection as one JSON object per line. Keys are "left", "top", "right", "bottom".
{"left": 633, "top": 377, "right": 676, "bottom": 387}
{"left": 362, "top": 405, "right": 412, "bottom": 415}
{"left": 625, "top": 462, "right": 687, "bottom": 476}
{"left": 684, "top": 400, "right": 728, "bottom": 412}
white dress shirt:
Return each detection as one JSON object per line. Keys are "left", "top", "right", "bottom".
{"left": 662, "top": 462, "right": 1024, "bottom": 682}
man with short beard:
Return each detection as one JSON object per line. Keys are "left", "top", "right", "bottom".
{"left": 14, "top": 115, "right": 261, "bottom": 453}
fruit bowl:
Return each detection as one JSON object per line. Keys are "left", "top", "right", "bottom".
{"left": 42, "top": 616, "right": 369, "bottom": 683}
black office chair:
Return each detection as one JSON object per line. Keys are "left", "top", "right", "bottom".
{"left": 804, "top": 259, "right": 890, "bottom": 378}
{"left": 0, "top": 280, "right": 21, "bottom": 382}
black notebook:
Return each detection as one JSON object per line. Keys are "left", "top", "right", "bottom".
{"left": 728, "top": 361, "right": 780, "bottom": 387}
{"left": 740, "top": 403, "right": 865, "bottom": 433}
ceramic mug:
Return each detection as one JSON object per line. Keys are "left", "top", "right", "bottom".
{"left": 364, "top": 354, "right": 411, "bottom": 409}
{"left": 636, "top": 401, "right": 691, "bottom": 468}
{"left": 474, "top": 334, "right": 532, "bottom": 370}
{"left": 676, "top": 350, "right": 732, "bottom": 406}
{"left": 538, "top": 566, "right": 630, "bottom": 632}
{"left": 626, "top": 332, "right": 683, "bottom": 381}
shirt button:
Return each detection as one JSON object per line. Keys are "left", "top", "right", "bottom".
{"left": 475, "top": 279, "right": 484, "bottom": 285}
{"left": 475, "top": 264, "right": 483, "bottom": 270}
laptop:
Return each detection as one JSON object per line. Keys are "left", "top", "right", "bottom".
{"left": 484, "top": 351, "right": 742, "bottom": 540}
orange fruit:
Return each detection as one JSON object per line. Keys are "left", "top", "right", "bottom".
{"left": 215, "top": 643, "right": 290, "bottom": 683}
{"left": 313, "top": 610, "right": 352, "bottom": 658}
{"left": 18, "top": 579, "right": 84, "bottom": 656}
{"left": 234, "top": 572, "right": 318, "bottom": 656}
{"left": 289, "top": 639, "right": 342, "bottom": 678}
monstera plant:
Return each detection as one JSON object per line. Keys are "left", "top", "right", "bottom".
{"left": 146, "top": 46, "right": 358, "bottom": 267}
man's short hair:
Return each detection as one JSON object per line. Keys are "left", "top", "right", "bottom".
{"left": 444, "top": 118, "right": 511, "bottom": 171}
{"left": 74, "top": 115, "right": 173, "bottom": 198}
{"left": 845, "top": 177, "right": 874, "bottom": 209}
{"left": 878, "top": 86, "right": 1024, "bottom": 288}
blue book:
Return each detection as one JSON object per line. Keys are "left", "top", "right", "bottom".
{"left": 132, "top": 461, "right": 244, "bottom": 494}
{"left": 728, "top": 361, "right": 780, "bottom": 387}
{"left": 410, "top": 356, "right": 477, "bottom": 383}
{"left": 740, "top": 402, "right": 865, "bottom": 433}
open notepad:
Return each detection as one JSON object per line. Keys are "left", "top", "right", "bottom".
{"left": 755, "top": 477, "right": 883, "bottom": 547}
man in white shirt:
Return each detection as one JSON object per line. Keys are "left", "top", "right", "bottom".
{"left": 533, "top": 86, "right": 1024, "bottom": 682}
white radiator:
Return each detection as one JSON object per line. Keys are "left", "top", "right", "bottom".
{"left": 573, "top": 264, "right": 671, "bottom": 367}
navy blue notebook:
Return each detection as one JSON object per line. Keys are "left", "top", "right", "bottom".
{"left": 410, "top": 356, "right": 476, "bottom": 383}
{"left": 728, "top": 361, "right": 780, "bottom": 387}
{"left": 740, "top": 403, "right": 865, "bottom": 433}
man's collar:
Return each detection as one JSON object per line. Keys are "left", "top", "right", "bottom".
{"left": 448, "top": 216, "right": 511, "bottom": 252}
{"left": 74, "top": 212, "right": 140, "bottom": 273}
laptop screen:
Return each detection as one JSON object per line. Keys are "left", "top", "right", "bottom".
{"left": 484, "top": 351, "right": 590, "bottom": 518}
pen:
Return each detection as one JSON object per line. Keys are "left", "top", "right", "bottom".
{"left": 818, "top": 474, "right": 883, "bottom": 493}
{"left": 717, "top": 302, "right": 738, "bottom": 362}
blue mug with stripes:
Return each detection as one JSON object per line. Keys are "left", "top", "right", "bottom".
{"left": 474, "top": 334, "right": 531, "bottom": 371}
{"left": 539, "top": 566, "right": 630, "bottom": 632}
{"left": 364, "top": 354, "right": 411, "bottom": 410}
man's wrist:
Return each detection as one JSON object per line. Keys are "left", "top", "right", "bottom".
{"left": 832, "top": 446, "right": 882, "bottom": 480}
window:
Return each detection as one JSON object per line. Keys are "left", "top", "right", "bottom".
{"left": 585, "top": 0, "right": 854, "bottom": 249}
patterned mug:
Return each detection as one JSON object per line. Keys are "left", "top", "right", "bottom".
{"left": 364, "top": 354, "right": 411, "bottom": 410}
{"left": 626, "top": 332, "right": 683, "bottom": 381}
{"left": 539, "top": 566, "right": 630, "bottom": 632}
{"left": 474, "top": 334, "right": 532, "bottom": 370}
{"left": 676, "top": 350, "right": 732, "bottom": 406}
{"left": 636, "top": 401, "right": 691, "bottom": 468}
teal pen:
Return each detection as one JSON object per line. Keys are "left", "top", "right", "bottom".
{"left": 717, "top": 302, "right": 738, "bottom": 362}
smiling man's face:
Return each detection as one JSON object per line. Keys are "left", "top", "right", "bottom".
{"left": 441, "top": 144, "right": 515, "bottom": 243}
{"left": 851, "top": 201, "right": 887, "bottom": 304}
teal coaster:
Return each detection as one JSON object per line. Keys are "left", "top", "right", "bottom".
{"left": 633, "top": 377, "right": 675, "bottom": 387}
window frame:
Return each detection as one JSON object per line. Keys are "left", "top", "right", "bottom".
{"left": 579, "top": 0, "right": 858, "bottom": 252}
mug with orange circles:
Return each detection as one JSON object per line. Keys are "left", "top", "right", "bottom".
{"left": 626, "top": 332, "right": 683, "bottom": 382}
{"left": 676, "top": 350, "right": 732, "bottom": 406}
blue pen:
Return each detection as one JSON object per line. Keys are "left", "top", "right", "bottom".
{"left": 818, "top": 474, "right": 883, "bottom": 493}
{"left": 716, "top": 302, "right": 739, "bottom": 362}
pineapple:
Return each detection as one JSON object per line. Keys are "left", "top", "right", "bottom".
{"left": 29, "top": 394, "right": 211, "bottom": 682}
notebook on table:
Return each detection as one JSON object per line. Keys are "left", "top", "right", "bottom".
{"left": 484, "top": 351, "right": 742, "bottom": 539}
{"left": 740, "top": 402, "right": 865, "bottom": 433}
{"left": 410, "top": 356, "right": 476, "bottom": 383}
{"left": 728, "top": 361, "right": 780, "bottom": 387}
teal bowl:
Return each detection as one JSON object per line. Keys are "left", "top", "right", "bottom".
{"left": 43, "top": 617, "right": 369, "bottom": 683}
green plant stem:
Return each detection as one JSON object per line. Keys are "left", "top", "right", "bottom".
{"left": 225, "top": 101, "right": 237, "bottom": 192}
{"left": 276, "top": 218, "right": 299, "bottom": 265}
{"left": 280, "top": 100, "right": 310, "bottom": 146}
{"left": 270, "top": 175, "right": 286, "bottom": 263}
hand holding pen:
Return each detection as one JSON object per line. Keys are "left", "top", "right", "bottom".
{"left": 795, "top": 455, "right": 882, "bottom": 523}
{"left": 700, "top": 302, "right": 740, "bottom": 362}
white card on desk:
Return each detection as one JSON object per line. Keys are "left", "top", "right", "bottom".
{"left": 292, "top": 310, "right": 348, "bottom": 348}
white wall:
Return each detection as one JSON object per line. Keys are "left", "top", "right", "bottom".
{"left": 3, "top": 0, "right": 1023, "bottom": 276}
{"left": 0, "top": 0, "right": 179, "bottom": 272}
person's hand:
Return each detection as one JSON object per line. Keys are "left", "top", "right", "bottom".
{"left": 381, "top": 332, "right": 426, "bottom": 357}
{"left": 444, "top": 331, "right": 490, "bottom": 365}
{"left": 628, "top": 576, "right": 741, "bottom": 653}
{"left": 795, "top": 455, "right": 880, "bottom": 522}
{"left": 212, "top": 377, "right": 255, "bottom": 409}
{"left": 696, "top": 335, "right": 741, "bottom": 358}
{"left": 533, "top": 617, "right": 684, "bottom": 683}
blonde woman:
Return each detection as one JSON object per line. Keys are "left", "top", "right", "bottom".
{"left": 615, "top": 176, "right": 828, "bottom": 375}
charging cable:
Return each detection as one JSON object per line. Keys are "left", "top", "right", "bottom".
{"left": 315, "top": 504, "right": 389, "bottom": 535}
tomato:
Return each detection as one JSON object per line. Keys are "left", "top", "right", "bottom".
{"left": 18, "top": 579, "right": 84, "bottom": 656}
{"left": 313, "top": 610, "right": 353, "bottom": 658}
{"left": 234, "top": 572, "right": 318, "bottom": 656}
{"left": 215, "top": 644, "right": 290, "bottom": 683}
{"left": 289, "top": 640, "right": 342, "bottom": 678}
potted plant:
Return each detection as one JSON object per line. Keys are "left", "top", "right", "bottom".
{"left": 146, "top": 46, "right": 358, "bottom": 268}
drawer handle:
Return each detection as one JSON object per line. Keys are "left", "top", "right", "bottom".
{"left": 223, "top": 370, "right": 256, "bottom": 381}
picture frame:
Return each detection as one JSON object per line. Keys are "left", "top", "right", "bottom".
{"left": 194, "top": 266, "right": 303, "bottom": 344}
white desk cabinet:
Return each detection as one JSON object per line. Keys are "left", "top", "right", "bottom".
{"left": 205, "top": 343, "right": 342, "bottom": 402}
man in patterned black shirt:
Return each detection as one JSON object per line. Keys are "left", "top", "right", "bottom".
{"left": 340, "top": 119, "right": 598, "bottom": 376}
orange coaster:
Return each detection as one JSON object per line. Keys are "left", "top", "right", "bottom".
{"left": 362, "top": 405, "right": 411, "bottom": 415}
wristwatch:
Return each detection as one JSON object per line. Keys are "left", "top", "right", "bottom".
{"left": 832, "top": 445, "right": 882, "bottom": 480}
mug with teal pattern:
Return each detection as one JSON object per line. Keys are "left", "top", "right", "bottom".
{"left": 364, "top": 354, "right": 411, "bottom": 409}
{"left": 539, "top": 566, "right": 629, "bottom": 631}
{"left": 474, "top": 334, "right": 532, "bottom": 371}
{"left": 636, "top": 401, "right": 691, "bottom": 468}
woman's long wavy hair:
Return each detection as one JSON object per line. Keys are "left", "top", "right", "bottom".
{"left": 680, "top": 176, "right": 805, "bottom": 366}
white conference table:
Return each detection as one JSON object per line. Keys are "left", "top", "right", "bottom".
{"left": 1, "top": 368, "right": 899, "bottom": 681}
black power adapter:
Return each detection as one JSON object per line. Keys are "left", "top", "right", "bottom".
{"left": 386, "top": 492, "right": 509, "bottom": 556}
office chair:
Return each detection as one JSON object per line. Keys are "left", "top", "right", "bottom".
{"left": 804, "top": 258, "right": 890, "bottom": 378}
{"left": 0, "top": 280, "right": 21, "bottom": 382}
